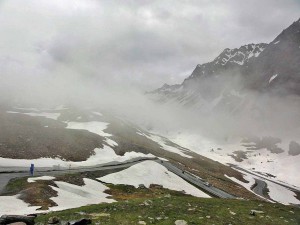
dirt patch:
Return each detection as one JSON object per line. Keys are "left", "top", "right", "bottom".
{"left": 242, "top": 136, "right": 284, "bottom": 154}
{"left": 229, "top": 150, "right": 249, "bottom": 162}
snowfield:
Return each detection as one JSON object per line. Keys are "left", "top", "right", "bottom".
{"left": 137, "top": 132, "right": 192, "bottom": 158}
{"left": 98, "top": 161, "right": 210, "bottom": 198}
{"left": 225, "top": 170, "right": 300, "bottom": 205}
{"left": 265, "top": 180, "right": 300, "bottom": 205}
{"left": 6, "top": 111, "right": 60, "bottom": 120}
{"left": 66, "top": 121, "right": 111, "bottom": 137}
{"left": 0, "top": 195, "right": 41, "bottom": 216}
{"left": 162, "top": 132, "right": 300, "bottom": 188}
{"left": 0, "top": 178, "right": 114, "bottom": 216}
{"left": 49, "top": 178, "right": 115, "bottom": 211}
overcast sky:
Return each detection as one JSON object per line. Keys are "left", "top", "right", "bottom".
{"left": 0, "top": 0, "right": 300, "bottom": 91}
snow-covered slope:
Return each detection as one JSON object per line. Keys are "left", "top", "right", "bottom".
{"left": 164, "top": 132, "right": 300, "bottom": 188}
{"left": 98, "top": 161, "right": 210, "bottom": 198}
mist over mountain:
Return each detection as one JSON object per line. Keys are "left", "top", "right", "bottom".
{"left": 149, "top": 18, "right": 300, "bottom": 139}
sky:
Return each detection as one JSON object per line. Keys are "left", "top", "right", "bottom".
{"left": 0, "top": 0, "right": 300, "bottom": 92}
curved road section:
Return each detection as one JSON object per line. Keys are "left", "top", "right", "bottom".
{"left": 0, "top": 158, "right": 235, "bottom": 199}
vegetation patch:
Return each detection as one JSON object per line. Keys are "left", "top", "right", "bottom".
{"left": 35, "top": 195, "right": 300, "bottom": 225}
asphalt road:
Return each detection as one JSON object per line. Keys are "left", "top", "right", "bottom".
{"left": 252, "top": 179, "right": 267, "bottom": 197}
{"left": 0, "top": 157, "right": 153, "bottom": 193}
{"left": 158, "top": 160, "right": 235, "bottom": 199}
{"left": 0, "top": 158, "right": 235, "bottom": 199}
{"left": 231, "top": 164, "right": 300, "bottom": 195}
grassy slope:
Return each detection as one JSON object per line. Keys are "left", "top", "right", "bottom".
{"left": 2, "top": 169, "right": 300, "bottom": 224}
{"left": 35, "top": 195, "right": 300, "bottom": 225}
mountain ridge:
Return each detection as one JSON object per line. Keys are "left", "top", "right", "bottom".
{"left": 150, "top": 18, "right": 300, "bottom": 103}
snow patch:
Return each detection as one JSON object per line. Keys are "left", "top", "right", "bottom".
{"left": 269, "top": 74, "right": 278, "bottom": 83}
{"left": 0, "top": 195, "right": 41, "bottom": 216}
{"left": 66, "top": 121, "right": 111, "bottom": 137}
{"left": 98, "top": 161, "right": 210, "bottom": 198}
{"left": 7, "top": 111, "right": 60, "bottom": 120}
{"left": 105, "top": 139, "right": 118, "bottom": 147}
{"left": 137, "top": 132, "right": 192, "bottom": 158}
{"left": 265, "top": 180, "right": 300, "bottom": 205}
{"left": 28, "top": 176, "right": 55, "bottom": 183}
{"left": 49, "top": 178, "right": 115, "bottom": 211}
{"left": 0, "top": 145, "right": 154, "bottom": 168}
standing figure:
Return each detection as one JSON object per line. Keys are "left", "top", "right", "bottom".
{"left": 30, "top": 163, "right": 34, "bottom": 176}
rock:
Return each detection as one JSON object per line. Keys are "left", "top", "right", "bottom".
{"left": 48, "top": 216, "right": 60, "bottom": 224}
{"left": 143, "top": 200, "right": 153, "bottom": 206}
{"left": 68, "top": 219, "right": 92, "bottom": 225}
{"left": 175, "top": 220, "right": 188, "bottom": 225}
{"left": 0, "top": 215, "right": 35, "bottom": 225}
{"left": 229, "top": 211, "right": 236, "bottom": 215}
{"left": 250, "top": 210, "right": 264, "bottom": 216}
{"left": 138, "top": 221, "right": 146, "bottom": 225}
{"left": 7, "top": 223, "right": 27, "bottom": 225}
{"left": 149, "top": 184, "right": 163, "bottom": 189}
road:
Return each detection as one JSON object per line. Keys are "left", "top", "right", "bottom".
{"left": 231, "top": 165, "right": 300, "bottom": 208}
{"left": 230, "top": 164, "right": 300, "bottom": 192}
{"left": 158, "top": 160, "right": 235, "bottom": 199}
{"left": 252, "top": 179, "right": 267, "bottom": 197}
{"left": 0, "top": 157, "right": 153, "bottom": 193}
{"left": 0, "top": 158, "right": 235, "bottom": 199}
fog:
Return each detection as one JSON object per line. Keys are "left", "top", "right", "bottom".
{"left": 0, "top": 0, "right": 300, "bottom": 143}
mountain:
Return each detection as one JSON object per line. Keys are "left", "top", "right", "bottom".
{"left": 149, "top": 18, "right": 300, "bottom": 107}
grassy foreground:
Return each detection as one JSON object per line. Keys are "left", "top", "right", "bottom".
{"left": 35, "top": 195, "right": 300, "bottom": 225}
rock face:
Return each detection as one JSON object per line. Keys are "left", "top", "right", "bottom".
{"left": 149, "top": 18, "right": 300, "bottom": 108}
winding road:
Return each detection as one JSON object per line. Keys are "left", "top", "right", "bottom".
{"left": 0, "top": 158, "right": 235, "bottom": 199}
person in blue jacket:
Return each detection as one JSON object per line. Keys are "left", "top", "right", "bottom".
{"left": 30, "top": 163, "right": 34, "bottom": 176}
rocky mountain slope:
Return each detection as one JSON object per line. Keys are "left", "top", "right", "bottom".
{"left": 149, "top": 18, "right": 300, "bottom": 107}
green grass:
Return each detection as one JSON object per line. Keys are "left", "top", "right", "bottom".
{"left": 1, "top": 177, "right": 29, "bottom": 195}
{"left": 35, "top": 195, "right": 300, "bottom": 225}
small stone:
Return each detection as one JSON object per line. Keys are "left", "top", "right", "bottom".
{"left": 206, "top": 216, "right": 211, "bottom": 219}
{"left": 7, "top": 223, "right": 26, "bottom": 225}
{"left": 143, "top": 200, "right": 153, "bottom": 206}
{"left": 48, "top": 216, "right": 60, "bottom": 224}
{"left": 229, "top": 211, "right": 236, "bottom": 215}
{"left": 138, "top": 221, "right": 146, "bottom": 225}
{"left": 250, "top": 210, "right": 264, "bottom": 216}
{"left": 175, "top": 220, "right": 188, "bottom": 225}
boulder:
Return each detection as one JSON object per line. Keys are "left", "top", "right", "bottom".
{"left": 175, "top": 220, "right": 188, "bottom": 225}
{"left": 0, "top": 215, "right": 35, "bottom": 225}
{"left": 48, "top": 216, "right": 60, "bottom": 224}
